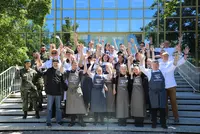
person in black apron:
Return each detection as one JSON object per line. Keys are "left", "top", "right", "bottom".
{"left": 139, "top": 59, "right": 168, "bottom": 129}
{"left": 114, "top": 64, "right": 130, "bottom": 126}
{"left": 85, "top": 59, "right": 112, "bottom": 125}
{"left": 61, "top": 60, "right": 87, "bottom": 127}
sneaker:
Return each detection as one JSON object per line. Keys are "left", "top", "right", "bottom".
{"left": 68, "top": 122, "right": 75, "bottom": 127}
{"left": 47, "top": 123, "right": 52, "bottom": 127}
{"left": 174, "top": 118, "right": 179, "bottom": 123}
{"left": 161, "top": 125, "right": 168, "bottom": 129}
{"left": 58, "top": 122, "right": 63, "bottom": 126}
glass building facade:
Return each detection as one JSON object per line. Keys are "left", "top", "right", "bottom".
{"left": 45, "top": 0, "right": 199, "bottom": 63}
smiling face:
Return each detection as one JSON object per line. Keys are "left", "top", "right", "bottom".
{"left": 120, "top": 65, "right": 127, "bottom": 75}
{"left": 133, "top": 66, "right": 140, "bottom": 75}
{"left": 96, "top": 66, "right": 103, "bottom": 75}
{"left": 72, "top": 61, "right": 78, "bottom": 70}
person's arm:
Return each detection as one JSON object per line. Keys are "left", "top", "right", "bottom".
{"left": 146, "top": 44, "right": 150, "bottom": 58}
{"left": 74, "top": 32, "right": 79, "bottom": 46}
{"left": 127, "top": 56, "right": 133, "bottom": 75}
{"left": 55, "top": 35, "right": 63, "bottom": 56}
{"left": 83, "top": 56, "right": 88, "bottom": 74}
{"left": 113, "top": 38, "right": 119, "bottom": 51}
{"left": 106, "top": 64, "right": 113, "bottom": 80}
{"left": 127, "top": 42, "right": 132, "bottom": 56}
{"left": 87, "top": 61, "right": 94, "bottom": 78}
{"left": 151, "top": 46, "right": 155, "bottom": 60}
{"left": 133, "top": 44, "right": 138, "bottom": 53}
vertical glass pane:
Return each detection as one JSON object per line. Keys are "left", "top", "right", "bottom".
{"left": 159, "top": 32, "right": 164, "bottom": 44}
{"left": 79, "top": 35, "right": 89, "bottom": 44}
{"left": 131, "top": 0, "right": 143, "bottom": 8}
{"left": 118, "top": 0, "right": 129, "bottom": 8}
{"left": 145, "top": 0, "right": 157, "bottom": 8}
{"left": 52, "top": 0, "right": 55, "bottom": 9}
{"left": 46, "top": 20, "right": 55, "bottom": 32}
{"left": 46, "top": 10, "right": 55, "bottom": 19}
{"left": 118, "top": 10, "right": 129, "bottom": 18}
{"left": 90, "top": 20, "right": 102, "bottom": 32}
{"left": 63, "top": 10, "right": 74, "bottom": 19}
{"left": 104, "top": 0, "right": 116, "bottom": 8}
{"left": 131, "top": 19, "right": 143, "bottom": 31}
{"left": 182, "top": 18, "right": 195, "bottom": 31}
{"left": 131, "top": 10, "right": 143, "bottom": 18}
{"left": 76, "top": 20, "right": 88, "bottom": 32}
{"left": 76, "top": 10, "right": 88, "bottom": 18}
{"left": 90, "top": 0, "right": 102, "bottom": 8}
{"left": 182, "top": 0, "right": 196, "bottom": 6}
{"left": 169, "top": 8, "right": 180, "bottom": 17}
{"left": 56, "top": 10, "right": 60, "bottom": 19}
{"left": 104, "top": 10, "right": 116, "bottom": 18}
{"left": 182, "top": 7, "right": 196, "bottom": 17}
{"left": 144, "top": 19, "right": 157, "bottom": 32}
{"left": 76, "top": 0, "right": 88, "bottom": 8}
{"left": 56, "top": 20, "right": 61, "bottom": 31}
{"left": 56, "top": 0, "right": 60, "bottom": 8}
{"left": 103, "top": 20, "right": 115, "bottom": 32}
{"left": 63, "top": 0, "right": 74, "bottom": 8}
{"left": 144, "top": 9, "right": 157, "bottom": 18}
{"left": 90, "top": 10, "right": 102, "bottom": 18}
{"left": 117, "top": 20, "right": 129, "bottom": 32}
{"left": 166, "top": 18, "right": 179, "bottom": 31}
{"left": 166, "top": 32, "right": 179, "bottom": 46}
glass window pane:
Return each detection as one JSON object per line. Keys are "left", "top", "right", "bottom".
{"left": 166, "top": 32, "right": 179, "bottom": 46}
{"left": 76, "top": 0, "right": 88, "bottom": 8}
{"left": 76, "top": 20, "right": 88, "bottom": 32}
{"left": 166, "top": 18, "right": 179, "bottom": 31}
{"left": 169, "top": 8, "right": 180, "bottom": 17}
{"left": 46, "top": 10, "right": 55, "bottom": 19}
{"left": 76, "top": 10, "right": 88, "bottom": 18}
{"left": 131, "top": 19, "right": 143, "bottom": 31}
{"left": 90, "top": 20, "right": 102, "bottom": 32}
{"left": 118, "top": 10, "right": 129, "bottom": 18}
{"left": 63, "top": 0, "right": 74, "bottom": 8}
{"left": 118, "top": 0, "right": 129, "bottom": 8}
{"left": 56, "top": 20, "right": 61, "bottom": 31}
{"left": 182, "top": 18, "right": 195, "bottom": 31}
{"left": 131, "top": 10, "right": 143, "bottom": 18}
{"left": 144, "top": 9, "right": 157, "bottom": 18}
{"left": 104, "top": 10, "right": 116, "bottom": 18}
{"left": 182, "top": 7, "right": 196, "bottom": 17}
{"left": 46, "top": 20, "right": 55, "bottom": 32}
{"left": 63, "top": 10, "right": 74, "bottom": 19}
{"left": 90, "top": 10, "right": 102, "bottom": 18}
{"left": 56, "top": 10, "right": 60, "bottom": 19}
{"left": 144, "top": 19, "right": 157, "bottom": 32}
{"left": 117, "top": 20, "right": 129, "bottom": 32}
{"left": 145, "top": 0, "right": 157, "bottom": 8}
{"left": 62, "top": 19, "right": 73, "bottom": 32}
{"left": 104, "top": 0, "right": 116, "bottom": 8}
{"left": 52, "top": 0, "right": 55, "bottom": 9}
{"left": 90, "top": 0, "right": 102, "bottom": 8}
{"left": 182, "top": 0, "right": 196, "bottom": 6}
{"left": 131, "top": 0, "right": 143, "bottom": 8}
{"left": 103, "top": 20, "right": 115, "bottom": 32}
{"left": 56, "top": 0, "right": 60, "bottom": 8}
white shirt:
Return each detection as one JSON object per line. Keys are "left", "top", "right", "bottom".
{"left": 159, "top": 57, "right": 186, "bottom": 89}
{"left": 39, "top": 58, "right": 61, "bottom": 69}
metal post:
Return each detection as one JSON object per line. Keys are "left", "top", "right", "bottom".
{"left": 54, "top": 0, "right": 57, "bottom": 42}
{"left": 157, "top": 0, "right": 160, "bottom": 46}
{"left": 195, "top": 0, "right": 199, "bottom": 66}
{"left": 164, "top": 0, "right": 166, "bottom": 41}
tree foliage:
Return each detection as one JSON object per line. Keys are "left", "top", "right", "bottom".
{"left": 0, "top": 0, "right": 51, "bottom": 72}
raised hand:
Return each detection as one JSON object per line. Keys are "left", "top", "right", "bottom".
{"left": 128, "top": 42, "right": 132, "bottom": 48}
{"left": 130, "top": 38, "right": 134, "bottom": 44}
{"left": 150, "top": 45, "right": 154, "bottom": 51}
{"left": 146, "top": 43, "right": 150, "bottom": 50}
{"left": 160, "top": 43, "right": 164, "bottom": 49}
{"left": 184, "top": 46, "right": 190, "bottom": 55}
{"left": 176, "top": 44, "right": 181, "bottom": 53}
{"left": 55, "top": 35, "right": 60, "bottom": 39}
{"left": 15, "top": 64, "right": 20, "bottom": 70}
{"left": 178, "top": 34, "right": 183, "bottom": 45}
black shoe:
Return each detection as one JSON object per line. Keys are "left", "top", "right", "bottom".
{"left": 93, "top": 122, "right": 97, "bottom": 126}
{"left": 135, "top": 124, "right": 144, "bottom": 127}
{"left": 58, "top": 122, "right": 63, "bottom": 126}
{"left": 47, "top": 123, "right": 52, "bottom": 127}
{"left": 79, "top": 122, "right": 86, "bottom": 127}
{"left": 28, "top": 105, "right": 33, "bottom": 111}
{"left": 174, "top": 118, "right": 179, "bottom": 123}
{"left": 35, "top": 111, "right": 40, "bottom": 119}
{"left": 161, "top": 124, "right": 168, "bottom": 129}
{"left": 68, "top": 122, "right": 75, "bottom": 127}
{"left": 152, "top": 124, "right": 156, "bottom": 128}
{"left": 22, "top": 111, "right": 27, "bottom": 119}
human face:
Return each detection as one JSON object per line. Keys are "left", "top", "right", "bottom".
{"left": 162, "top": 54, "right": 169, "bottom": 62}
{"left": 72, "top": 61, "right": 78, "bottom": 70}
{"left": 25, "top": 62, "right": 31, "bottom": 69}
{"left": 51, "top": 51, "right": 58, "bottom": 57}
{"left": 96, "top": 67, "right": 102, "bottom": 75}
{"left": 118, "top": 55, "right": 124, "bottom": 63}
{"left": 89, "top": 42, "right": 94, "bottom": 48}
{"left": 164, "top": 41, "right": 170, "bottom": 48}
{"left": 103, "top": 54, "right": 109, "bottom": 62}
{"left": 133, "top": 66, "right": 140, "bottom": 75}
{"left": 110, "top": 46, "right": 114, "bottom": 53}
{"left": 147, "top": 59, "right": 152, "bottom": 67}
{"left": 105, "top": 44, "right": 110, "bottom": 51}
{"left": 52, "top": 61, "right": 59, "bottom": 69}
{"left": 151, "top": 62, "right": 159, "bottom": 71}
{"left": 120, "top": 65, "right": 127, "bottom": 75}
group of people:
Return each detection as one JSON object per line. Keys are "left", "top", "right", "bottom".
{"left": 16, "top": 34, "right": 189, "bottom": 129}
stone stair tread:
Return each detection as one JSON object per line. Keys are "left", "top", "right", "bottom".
{"left": 176, "top": 92, "right": 200, "bottom": 99}
{"left": 176, "top": 100, "right": 200, "bottom": 105}
{"left": 0, "top": 123, "right": 199, "bottom": 133}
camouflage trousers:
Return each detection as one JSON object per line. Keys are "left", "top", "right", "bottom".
{"left": 21, "top": 88, "right": 38, "bottom": 111}
{"left": 36, "top": 83, "right": 44, "bottom": 105}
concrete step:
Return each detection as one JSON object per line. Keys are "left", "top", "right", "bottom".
{"left": 176, "top": 92, "right": 200, "bottom": 100}
{"left": 0, "top": 123, "right": 199, "bottom": 133}
{"left": 176, "top": 88, "right": 193, "bottom": 92}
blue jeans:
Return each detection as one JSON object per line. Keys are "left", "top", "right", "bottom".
{"left": 46, "top": 95, "right": 62, "bottom": 123}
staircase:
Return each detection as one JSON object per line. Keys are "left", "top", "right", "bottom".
{"left": 0, "top": 73, "right": 200, "bottom": 134}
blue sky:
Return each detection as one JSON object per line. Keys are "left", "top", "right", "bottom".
{"left": 45, "top": 0, "right": 158, "bottom": 33}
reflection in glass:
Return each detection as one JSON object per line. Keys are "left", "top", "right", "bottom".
{"left": 131, "top": 19, "right": 143, "bottom": 31}
{"left": 63, "top": 10, "right": 74, "bottom": 19}
{"left": 56, "top": 0, "right": 60, "bottom": 8}
{"left": 76, "top": 0, "right": 88, "bottom": 8}
{"left": 117, "top": 20, "right": 129, "bottom": 32}
{"left": 159, "top": 32, "right": 164, "bottom": 45}
{"left": 182, "top": 18, "right": 195, "bottom": 31}
{"left": 103, "top": 20, "right": 115, "bottom": 32}
{"left": 131, "top": 10, "right": 143, "bottom": 18}
{"left": 169, "top": 8, "right": 180, "bottom": 17}
{"left": 46, "top": 10, "right": 55, "bottom": 19}
{"left": 104, "top": 0, "right": 116, "bottom": 8}
{"left": 76, "top": 10, "right": 89, "bottom": 18}
{"left": 57, "top": 10, "right": 60, "bottom": 19}
{"left": 63, "top": 0, "right": 74, "bottom": 8}
{"left": 182, "top": 0, "right": 196, "bottom": 6}
{"left": 166, "top": 18, "right": 179, "bottom": 31}
{"left": 76, "top": 20, "right": 88, "bottom": 32}
{"left": 56, "top": 20, "right": 61, "bottom": 31}
{"left": 182, "top": 7, "right": 196, "bottom": 17}
{"left": 145, "top": 0, "right": 157, "bottom": 8}
{"left": 90, "top": 20, "right": 102, "bottom": 32}
{"left": 144, "top": 9, "right": 157, "bottom": 18}
{"left": 46, "top": 20, "right": 55, "bottom": 32}
{"left": 52, "top": 0, "right": 55, "bottom": 9}
{"left": 166, "top": 32, "right": 179, "bottom": 46}
{"left": 90, "top": 0, "right": 102, "bottom": 8}
{"left": 118, "top": 10, "right": 129, "bottom": 18}
{"left": 104, "top": 10, "right": 116, "bottom": 18}
{"left": 131, "top": 0, "right": 143, "bottom": 8}
{"left": 90, "top": 10, "right": 102, "bottom": 18}
{"left": 144, "top": 19, "right": 157, "bottom": 32}
{"left": 118, "top": 0, "right": 129, "bottom": 8}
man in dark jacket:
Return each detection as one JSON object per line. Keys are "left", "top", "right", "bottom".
{"left": 44, "top": 59, "right": 63, "bottom": 127}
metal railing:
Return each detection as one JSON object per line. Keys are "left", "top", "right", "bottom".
{"left": 0, "top": 66, "right": 18, "bottom": 103}
{"left": 177, "top": 60, "right": 200, "bottom": 92}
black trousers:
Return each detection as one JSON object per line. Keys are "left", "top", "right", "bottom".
{"left": 94, "top": 112, "right": 105, "bottom": 122}
{"left": 151, "top": 108, "right": 166, "bottom": 126}
{"left": 135, "top": 117, "right": 144, "bottom": 126}
{"left": 70, "top": 114, "right": 84, "bottom": 123}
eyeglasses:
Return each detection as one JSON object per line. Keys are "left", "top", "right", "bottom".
{"left": 52, "top": 52, "right": 57, "bottom": 55}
